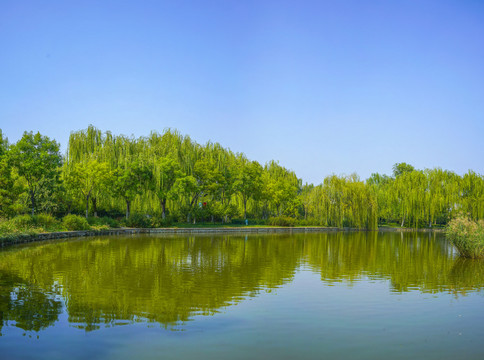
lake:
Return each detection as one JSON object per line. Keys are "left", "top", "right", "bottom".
{"left": 0, "top": 231, "right": 483, "bottom": 359}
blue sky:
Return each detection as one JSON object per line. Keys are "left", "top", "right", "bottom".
{"left": 1, "top": 0, "right": 483, "bottom": 184}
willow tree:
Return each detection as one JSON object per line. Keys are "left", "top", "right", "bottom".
{"left": 263, "top": 160, "right": 301, "bottom": 217}
{"left": 67, "top": 125, "right": 104, "bottom": 165}
{"left": 235, "top": 158, "right": 263, "bottom": 219}
{"left": 152, "top": 157, "right": 183, "bottom": 219}
{"left": 393, "top": 170, "right": 427, "bottom": 228}
{"left": 460, "top": 171, "right": 484, "bottom": 221}
{"left": 65, "top": 159, "right": 112, "bottom": 218}
{"left": 113, "top": 161, "right": 152, "bottom": 219}
{"left": 316, "top": 174, "right": 377, "bottom": 230}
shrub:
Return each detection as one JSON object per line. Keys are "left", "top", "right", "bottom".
{"left": 9, "top": 214, "right": 36, "bottom": 229}
{"left": 126, "top": 213, "right": 152, "bottom": 228}
{"left": 446, "top": 216, "right": 484, "bottom": 258}
{"left": 150, "top": 216, "right": 173, "bottom": 228}
{"left": 35, "top": 214, "right": 60, "bottom": 230}
{"left": 90, "top": 224, "right": 110, "bottom": 231}
{"left": 62, "top": 214, "right": 90, "bottom": 231}
{"left": 100, "top": 216, "right": 120, "bottom": 228}
{"left": 268, "top": 216, "right": 296, "bottom": 227}
{"left": 87, "top": 216, "right": 119, "bottom": 228}
{"left": 0, "top": 214, "right": 61, "bottom": 234}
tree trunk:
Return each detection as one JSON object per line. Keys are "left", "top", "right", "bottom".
{"left": 126, "top": 199, "right": 131, "bottom": 220}
{"left": 85, "top": 194, "right": 90, "bottom": 219}
{"left": 243, "top": 196, "right": 247, "bottom": 219}
{"left": 91, "top": 197, "right": 97, "bottom": 217}
{"left": 161, "top": 199, "right": 166, "bottom": 220}
{"left": 401, "top": 213, "right": 405, "bottom": 227}
{"left": 30, "top": 190, "right": 35, "bottom": 216}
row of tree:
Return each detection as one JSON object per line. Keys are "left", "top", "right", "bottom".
{"left": 0, "top": 127, "right": 482, "bottom": 228}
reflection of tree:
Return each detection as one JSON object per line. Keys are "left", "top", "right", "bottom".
{"left": 0, "top": 232, "right": 482, "bottom": 334}
{"left": 0, "top": 272, "right": 62, "bottom": 334}
{"left": 0, "top": 235, "right": 301, "bottom": 331}
{"left": 448, "top": 258, "right": 484, "bottom": 296}
{"left": 303, "top": 231, "right": 481, "bottom": 295}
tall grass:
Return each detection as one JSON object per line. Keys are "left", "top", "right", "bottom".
{"left": 446, "top": 216, "right": 484, "bottom": 258}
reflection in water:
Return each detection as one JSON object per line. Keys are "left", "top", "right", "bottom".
{"left": 0, "top": 232, "right": 482, "bottom": 334}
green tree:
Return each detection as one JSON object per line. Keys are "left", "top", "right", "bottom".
{"left": 113, "top": 161, "right": 152, "bottom": 219}
{"left": 235, "top": 159, "right": 263, "bottom": 219}
{"left": 152, "top": 157, "right": 183, "bottom": 219}
{"left": 0, "top": 130, "right": 15, "bottom": 216}
{"left": 65, "top": 159, "right": 112, "bottom": 218}
{"left": 392, "top": 162, "right": 415, "bottom": 178}
{"left": 9, "top": 132, "right": 62, "bottom": 215}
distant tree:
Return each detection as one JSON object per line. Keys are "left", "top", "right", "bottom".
{"left": 113, "top": 161, "right": 152, "bottom": 219}
{"left": 65, "top": 159, "right": 112, "bottom": 218}
{"left": 152, "top": 157, "right": 183, "bottom": 219}
{"left": 0, "top": 130, "right": 15, "bottom": 216}
{"left": 299, "top": 183, "right": 314, "bottom": 220}
{"left": 9, "top": 132, "right": 62, "bottom": 215}
{"left": 235, "top": 159, "right": 263, "bottom": 219}
{"left": 392, "top": 163, "right": 415, "bottom": 178}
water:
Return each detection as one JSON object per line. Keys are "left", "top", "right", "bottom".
{"left": 0, "top": 231, "right": 483, "bottom": 359}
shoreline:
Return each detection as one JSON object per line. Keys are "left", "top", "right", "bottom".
{"left": 0, "top": 226, "right": 444, "bottom": 248}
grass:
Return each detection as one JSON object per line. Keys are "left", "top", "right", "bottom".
{"left": 446, "top": 216, "right": 484, "bottom": 258}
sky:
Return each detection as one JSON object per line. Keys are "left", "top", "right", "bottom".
{"left": 1, "top": 0, "right": 483, "bottom": 184}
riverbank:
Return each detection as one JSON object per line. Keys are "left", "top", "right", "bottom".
{"left": 0, "top": 226, "right": 443, "bottom": 248}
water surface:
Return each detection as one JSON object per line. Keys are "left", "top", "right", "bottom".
{"left": 0, "top": 231, "right": 483, "bottom": 359}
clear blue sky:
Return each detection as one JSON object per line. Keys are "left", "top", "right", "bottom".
{"left": 1, "top": 0, "right": 483, "bottom": 184}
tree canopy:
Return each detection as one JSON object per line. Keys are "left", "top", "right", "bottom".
{"left": 1, "top": 126, "right": 483, "bottom": 229}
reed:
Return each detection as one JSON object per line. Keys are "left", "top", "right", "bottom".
{"left": 446, "top": 216, "right": 484, "bottom": 258}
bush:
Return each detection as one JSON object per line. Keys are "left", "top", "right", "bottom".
{"left": 125, "top": 213, "right": 152, "bottom": 228}
{"left": 268, "top": 216, "right": 296, "bottom": 227}
{"left": 9, "top": 214, "right": 36, "bottom": 229}
{"left": 446, "top": 216, "right": 484, "bottom": 258}
{"left": 0, "top": 214, "right": 61, "bottom": 234}
{"left": 100, "top": 216, "right": 120, "bottom": 228}
{"left": 150, "top": 216, "right": 174, "bottom": 228}
{"left": 62, "top": 214, "right": 91, "bottom": 231}
{"left": 35, "top": 214, "right": 60, "bottom": 230}
{"left": 90, "top": 224, "right": 110, "bottom": 231}
{"left": 87, "top": 216, "right": 120, "bottom": 228}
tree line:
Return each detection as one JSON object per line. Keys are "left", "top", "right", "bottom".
{"left": 0, "top": 126, "right": 482, "bottom": 229}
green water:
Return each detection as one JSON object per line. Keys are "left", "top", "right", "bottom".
{"left": 0, "top": 231, "right": 483, "bottom": 360}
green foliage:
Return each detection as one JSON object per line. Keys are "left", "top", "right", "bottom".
{"left": 2, "top": 127, "right": 483, "bottom": 231}
{"left": 87, "top": 216, "right": 120, "bottom": 228}
{"left": 392, "top": 162, "right": 415, "bottom": 178}
{"left": 268, "top": 216, "right": 296, "bottom": 227}
{"left": 62, "top": 214, "right": 90, "bottom": 231}
{"left": 64, "top": 159, "right": 112, "bottom": 218}
{"left": 9, "top": 214, "right": 36, "bottom": 229}
{"left": 9, "top": 131, "right": 62, "bottom": 215}
{"left": 150, "top": 215, "right": 174, "bottom": 228}
{"left": 446, "top": 216, "right": 484, "bottom": 258}
{"left": 113, "top": 161, "right": 152, "bottom": 219}
{"left": 125, "top": 214, "right": 152, "bottom": 228}
{"left": 34, "top": 214, "right": 59, "bottom": 230}
{"left": 0, "top": 130, "right": 15, "bottom": 217}
{"left": 0, "top": 214, "right": 62, "bottom": 235}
